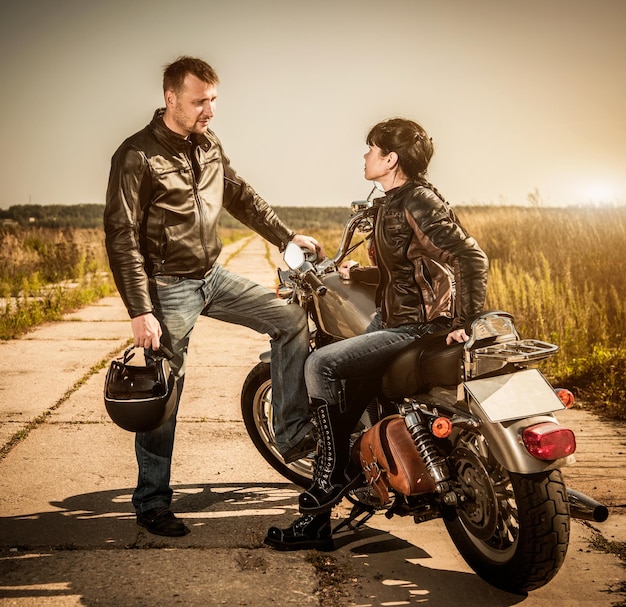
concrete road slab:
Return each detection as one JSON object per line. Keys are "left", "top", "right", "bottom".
{"left": 557, "top": 408, "right": 626, "bottom": 513}
{"left": 1, "top": 235, "right": 625, "bottom": 606}
{"left": 332, "top": 512, "right": 626, "bottom": 607}
{"left": 0, "top": 337, "right": 127, "bottom": 446}
{"left": 63, "top": 296, "right": 130, "bottom": 322}
{"left": 0, "top": 549, "right": 318, "bottom": 607}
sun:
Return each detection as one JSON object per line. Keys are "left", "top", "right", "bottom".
{"left": 582, "top": 181, "right": 619, "bottom": 205}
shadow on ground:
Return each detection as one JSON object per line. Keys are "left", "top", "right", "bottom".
{"left": 0, "top": 483, "right": 531, "bottom": 606}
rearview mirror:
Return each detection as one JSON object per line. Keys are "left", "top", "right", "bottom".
{"left": 283, "top": 242, "right": 305, "bottom": 270}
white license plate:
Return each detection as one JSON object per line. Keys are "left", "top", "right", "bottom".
{"left": 464, "top": 369, "right": 565, "bottom": 423}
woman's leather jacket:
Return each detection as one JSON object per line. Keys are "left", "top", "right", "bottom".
{"left": 104, "top": 109, "right": 295, "bottom": 318}
{"left": 373, "top": 182, "right": 488, "bottom": 330}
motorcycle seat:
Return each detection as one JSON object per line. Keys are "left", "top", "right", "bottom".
{"left": 381, "top": 333, "right": 463, "bottom": 398}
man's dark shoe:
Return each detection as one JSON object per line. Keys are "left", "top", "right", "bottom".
{"left": 136, "top": 506, "right": 190, "bottom": 537}
{"left": 264, "top": 512, "right": 334, "bottom": 551}
{"left": 282, "top": 432, "right": 317, "bottom": 464}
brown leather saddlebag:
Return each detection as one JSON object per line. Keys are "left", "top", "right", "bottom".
{"left": 357, "top": 415, "right": 436, "bottom": 505}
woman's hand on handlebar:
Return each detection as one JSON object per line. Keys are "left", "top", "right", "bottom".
{"left": 446, "top": 328, "right": 469, "bottom": 345}
{"left": 338, "top": 260, "right": 359, "bottom": 279}
{"left": 292, "top": 234, "right": 326, "bottom": 259}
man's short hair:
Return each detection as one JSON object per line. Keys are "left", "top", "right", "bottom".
{"left": 163, "top": 56, "right": 219, "bottom": 93}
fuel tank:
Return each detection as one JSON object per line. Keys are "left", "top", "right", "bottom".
{"left": 314, "top": 272, "right": 377, "bottom": 339}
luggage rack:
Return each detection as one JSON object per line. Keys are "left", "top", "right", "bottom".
{"left": 473, "top": 339, "right": 558, "bottom": 363}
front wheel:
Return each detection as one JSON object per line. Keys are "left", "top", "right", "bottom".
{"left": 443, "top": 432, "right": 570, "bottom": 594}
{"left": 241, "top": 362, "right": 313, "bottom": 487}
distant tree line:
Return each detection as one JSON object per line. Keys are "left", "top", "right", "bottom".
{"left": 0, "top": 204, "right": 105, "bottom": 228}
{"left": 0, "top": 204, "right": 353, "bottom": 230}
{"left": 219, "top": 206, "right": 352, "bottom": 231}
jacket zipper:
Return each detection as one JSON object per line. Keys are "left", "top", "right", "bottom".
{"left": 185, "top": 143, "right": 211, "bottom": 271}
{"left": 375, "top": 207, "right": 393, "bottom": 326}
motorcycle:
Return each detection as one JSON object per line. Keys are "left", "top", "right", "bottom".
{"left": 241, "top": 198, "right": 609, "bottom": 594}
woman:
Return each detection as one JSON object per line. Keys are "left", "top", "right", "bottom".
{"left": 265, "top": 118, "right": 489, "bottom": 551}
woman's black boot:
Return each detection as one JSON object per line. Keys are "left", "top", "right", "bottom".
{"left": 264, "top": 511, "right": 334, "bottom": 551}
{"left": 298, "top": 401, "right": 362, "bottom": 514}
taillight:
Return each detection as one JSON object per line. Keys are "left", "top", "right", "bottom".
{"left": 522, "top": 422, "right": 576, "bottom": 460}
{"left": 555, "top": 388, "right": 575, "bottom": 409}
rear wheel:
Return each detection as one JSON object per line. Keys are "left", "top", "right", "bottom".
{"left": 443, "top": 431, "right": 570, "bottom": 594}
{"left": 241, "top": 362, "right": 313, "bottom": 487}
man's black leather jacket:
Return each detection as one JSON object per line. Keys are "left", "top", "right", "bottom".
{"left": 373, "top": 182, "right": 489, "bottom": 330}
{"left": 104, "top": 109, "right": 296, "bottom": 318}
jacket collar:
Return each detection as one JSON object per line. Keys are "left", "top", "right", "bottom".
{"left": 375, "top": 181, "right": 417, "bottom": 207}
{"left": 149, "top": 108, "right": 212, "bottom": 152}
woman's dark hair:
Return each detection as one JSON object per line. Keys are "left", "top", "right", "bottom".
{"left": 366, "top": 118, "right": 434, "bottom": 180}
{"left": 163, "top": 56, "right": 219, "bottom": 93}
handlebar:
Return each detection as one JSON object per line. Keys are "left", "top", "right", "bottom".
{"left": 282, "top": 204, "right": 375, "bottom": 295}
{"left": 328, "top": 206, "right": 376, "bottom": 267}
{"left": 301, "top": 261, "right": 328, "bottom": 296}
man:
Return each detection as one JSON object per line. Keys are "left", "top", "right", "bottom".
{"left": 104, "top": 56, "right": 319, "bottom": 537}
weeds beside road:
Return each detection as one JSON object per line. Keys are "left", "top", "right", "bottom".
{"left": 0, "top": 225, "right": 249, "bottom": 341}
{"left": 2, "top": 205, "right": 625, "bottom": 420}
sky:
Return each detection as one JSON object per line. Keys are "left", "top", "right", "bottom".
{"left": 0, "top": 0, "right": 624, "bottom": 209}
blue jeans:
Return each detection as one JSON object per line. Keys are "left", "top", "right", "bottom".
{"left": 132, "top": 263, "right": 312, "bottom": 513}
{"left": 304, "top": 312, "right": 449, "bottom": 408}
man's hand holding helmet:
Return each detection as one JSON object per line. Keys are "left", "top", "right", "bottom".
{"left": 131, "top": 312, "right": 162, "bottom": 350}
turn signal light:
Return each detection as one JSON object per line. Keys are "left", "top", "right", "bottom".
{"left": 276, "top": 285, "right": 293, "bottom": 299}
{"left": 555, "top": 388, "right": 575, "bottom": 409}
{"left": 431, "top": 417, "right": 453, "bottom": 438}
{"left": 522, "top": 422, "right": 576, "bottom": 461}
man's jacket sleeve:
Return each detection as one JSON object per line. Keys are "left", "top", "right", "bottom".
{"left": 103, "top": 146, "right": 154, "bottom": 318}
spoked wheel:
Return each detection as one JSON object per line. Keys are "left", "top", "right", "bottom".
{"left": 241, "top": 362, "right": 313, "bottom": 487}
{"left": 443, "top": 431, "right": 570, "bottom": 594}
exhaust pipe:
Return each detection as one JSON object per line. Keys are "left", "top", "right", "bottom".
{"left": 567, "top": 488, "right": 609, "bottom": 522}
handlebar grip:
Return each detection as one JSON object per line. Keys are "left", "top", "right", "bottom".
{"left": 304, "top": 271, "right": 327, "bottom": 296}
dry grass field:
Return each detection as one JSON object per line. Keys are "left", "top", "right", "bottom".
{"left": 1, "top": 205, "right": 624, "bottom": 417}
{"left": 0, "top": 226, "right": 116, "bottom": 339}
{"left": 298, "top": 205, "right": 626, "bottom": 418}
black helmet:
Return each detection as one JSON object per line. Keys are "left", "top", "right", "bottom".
{"left": 104, "top": 347, "right": 177, "bottom": 432}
